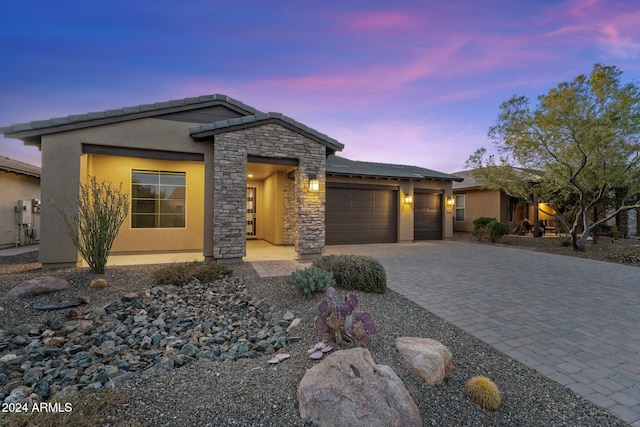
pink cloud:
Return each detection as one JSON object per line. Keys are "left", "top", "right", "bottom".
{"left": 539, "top": 0, "right": 640, "bottom": 59}
{"left": 340, "top": 10, "right": 422, "bottom": 33}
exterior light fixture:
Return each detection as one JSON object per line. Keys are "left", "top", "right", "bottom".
{"left": 404, "top": 194, "right": 413, "bottom": 204}
{"left": 309, "top": 173, "right": 319, "bottom": 192}
{"left": 447, "top": 196, "right": 455, "bottom": 207}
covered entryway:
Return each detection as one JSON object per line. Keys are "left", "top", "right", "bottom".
{"left": 245, "top": 158, "right": 296, "bottom": 257}
{"left": 414, "top": 191, "right": 443, "bottom": 240}
{"left": 326, "top": 185, "right": 398, "bottom": 244}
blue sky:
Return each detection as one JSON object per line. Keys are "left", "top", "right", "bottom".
{"left": 1, "top": 0, "right": 639, "bottom": 172}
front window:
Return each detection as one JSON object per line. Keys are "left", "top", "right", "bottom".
{"left": 131, "top": 170, "right": 186, "bottom": 228}
{"left": 455, "top": 194, "right": 465, "bottom": 222}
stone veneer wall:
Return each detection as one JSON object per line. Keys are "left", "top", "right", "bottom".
{"left": 213, "top": 123, "right": 326, "bottom": 259}
{"left": 628, "top": 209, "right": 637, "bottom": 236}
{"left": 284, "top": 176, "right": 296, "bottom": 245}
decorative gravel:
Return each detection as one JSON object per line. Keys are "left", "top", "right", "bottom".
{"left": 0, "top": 251, "right": 628, "bottom": 426}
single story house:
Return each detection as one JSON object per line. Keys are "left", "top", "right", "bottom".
{"left": 452, "top": 169, "right": 556, "bottom": 233}
{"left": 1, "top": 94, "right": 462, "bottom": 269}
{"left": 0, "top": 156, "right": 40, "bottom": 249}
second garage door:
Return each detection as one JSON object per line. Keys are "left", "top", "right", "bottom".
{"left": 326, "top": 186, "right": 397, "bottom": 244}
{"left": 414, "top": 191, "right": 443, "bottom": 240}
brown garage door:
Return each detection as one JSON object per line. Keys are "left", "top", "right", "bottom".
{"left": 326, "top": 186, "right": 397, "bottom": 244}
{"left": 414, "top": 192, "right": 442, "bottom": 240}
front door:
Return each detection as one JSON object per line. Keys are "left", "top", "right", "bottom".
{"left": 247, "top": 187, "right": 257, "bottom": 237}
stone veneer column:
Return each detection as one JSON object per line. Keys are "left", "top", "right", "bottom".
{"left": 212, "top": 133, "right": 247, "bottom": 259}
{"left": 295, "top": 168, "right": 325, "bottom": 256}
{"left": 628, "top": 209, "right": 637, "bottom": 236}
{"left": 284, "top": 177, "right": 296, "bottom": 245}
{"left": 213, "top": 123, "right": 326, "bottom": 259}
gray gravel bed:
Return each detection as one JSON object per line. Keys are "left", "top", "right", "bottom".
{"left": 0, "top": 254, "right": 628, "bottom": 426}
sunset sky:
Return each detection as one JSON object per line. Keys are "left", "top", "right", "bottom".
{"left": 1, "top": 0, "right": 639, "bottom": 173}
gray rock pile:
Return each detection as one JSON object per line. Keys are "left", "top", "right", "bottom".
{"left": 0, "top": 276, "right": 297, "bottom": 404}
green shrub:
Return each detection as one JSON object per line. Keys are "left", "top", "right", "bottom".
{"left": 486, "top": 221, "right": 510, "bottom": 242}
{"left": 471, "top": 217, "right": 497, "bottom": 241}
{"left": 313, "top": 254, "right": 387, "bottom": 294}
{"left": 153, "top": 261, "right": 232, "bottom": 286}
{"left": 560, "top": 237, "right": 572, "bottom": 247}
{"left": 610, "top": 225, "right": 621, "bottom": 239}
{"left": 288, "top": 266, "right": 335, "bottom": 298}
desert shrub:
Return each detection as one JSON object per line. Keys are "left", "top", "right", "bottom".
{"left": 315, "top": 287, "right": 376, "bottom": 347}
{"left": 50, "top": 176, "right": 129, "bottom": 274}
{"left": 486, "top": 221, "right": 510, "bottom": 242}
{"left": 471, "top": 217, "right": 497, "bottom": 241}
{"left": 153, "top": 261, "right": 232, "bottom": 285}
{"left": 559, "top": 237, "right": 572, "bottom": 247}
{"left": 610, "top": 226, "right": 621, "bottom": 239}
{"left": 312, "top": 254, "right": 386, "bottom": 294}
{"left": 288, "top": 266, "right": 335, "bottom": 298}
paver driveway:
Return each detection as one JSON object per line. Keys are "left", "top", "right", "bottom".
{"left": 325, "top": 241, "right": 640, "bottom": 426}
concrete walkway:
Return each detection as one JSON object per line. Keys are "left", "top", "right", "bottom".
{"left": 317, "top": 241, "right": 640, "bottom": 426}
{"left": 0, "top": 244, "right": 39, "bottom": 257}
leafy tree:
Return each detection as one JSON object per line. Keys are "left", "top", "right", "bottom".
{"left": 51, "top": 177, "right": 129, "bottom": 273}
{"left": 468, "top": 64, "right": 640, "bottom": 251}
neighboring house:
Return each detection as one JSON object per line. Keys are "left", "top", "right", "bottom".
{"left": 613, "top": 210, "right": 638, "bottom": 237}
{"left": 451, "top": 170, "right": 518, "bottom": 233}
{"left": 452, "top": 169, "right": 559, "bottom": 234}
{"left": 0, "top": 156, "right": 41, "bottom": 248}
{"left": 1, "top": 94, "right": 461, "bottom": 269}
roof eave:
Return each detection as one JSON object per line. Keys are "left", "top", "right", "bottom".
{"left": 190, "top": 114, "right": 344, "bottom": 153}
{"left": 327, "top": 171, "right": 458, "bottom": 182}
{"left": 0, "top": 95, "right": 260, "bottom": 140}
{"left": 1, "top": 168, "right": 41, "bottom": 178}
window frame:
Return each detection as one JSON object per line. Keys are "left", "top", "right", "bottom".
{"left": 130, "top": 169, "right": 186, "bottom": 229}
{"left": 454, "top": 194, "right": 465, "bottom": 222}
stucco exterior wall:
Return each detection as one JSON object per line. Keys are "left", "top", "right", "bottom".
{"left": 212, "top": 123, "right": 326, "bottom": 260}
{"left": 0, "top": 171, "right": 40, "bottom": 249}
{"left": 86, "top": 154, "right": 204, "bottom": 253}
{"left": 453, "top": 189, "right": 503, "bottom": 232}
{"left": 39, "top": 118, "right": 214, "bottom": 268}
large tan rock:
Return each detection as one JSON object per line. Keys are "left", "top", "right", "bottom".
{"left": 395, "top": 337, "right": 453, "bottom": 386}
{"left": 297, "top": 347, "right": 421, "bottom": 427}
{"left": 5, "top": 277, "right": 69, "bottom": 300}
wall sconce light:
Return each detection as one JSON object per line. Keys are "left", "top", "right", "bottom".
{"left": 447, "top": 196, "right": 455, "bottom": 207}
{"left": 404, "top": 194, "right": 413, "bottom": 204}
{"left": 309, "top": 173, "right": 319, "bottom": 192}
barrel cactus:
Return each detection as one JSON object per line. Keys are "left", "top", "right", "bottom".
{"left": 466, "top": 375, "right": 501, "bottom": 411}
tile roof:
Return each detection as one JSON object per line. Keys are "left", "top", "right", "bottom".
{"left": 0, "top": 156, "right": 40, "bottom": 178}
{"left": 0, "top": 94, "right": 261, "bottom": 139}
{"left": 452, "top": 168, "right": 541, "bottom": 190}
{"left": 327, "top": 155, "right": 463, "bottom": 181}
{"left": 189, "top": 112, "right": 345, "bottom": 152}
{"left": 451, "top": 170, "right": 476, "bottom": 189}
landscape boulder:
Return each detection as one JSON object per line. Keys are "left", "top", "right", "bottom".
{"left": 395, "top": 337, "right": 453, "bottom": 386}
{"left": 5, "top": 277, "right": 69, "bottom": 300}
{"left": 297, "top": 347, "right": 421, "bottom": 427}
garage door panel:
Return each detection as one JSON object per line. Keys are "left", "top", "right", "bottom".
{"left": 414, "top": 192, "right": 442, "bottom": 240}
{"left": 326, "top": 187, "right": 397, "bottom": 245}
